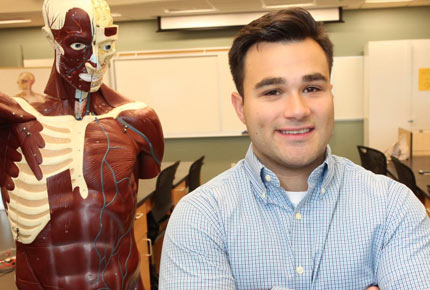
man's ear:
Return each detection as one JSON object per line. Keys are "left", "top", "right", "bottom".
{"left": 231, "top": 92, "right": 246, "bottom": 125}
{"left": 42, "top": 26, "right": 56, "bottom": 50}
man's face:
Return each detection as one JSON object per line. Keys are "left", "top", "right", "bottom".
{"left": 50, "top": 7, "right": 117, "bottom": 92}
{"left": 232, "top": 38, "right": 334, "bottom": 176}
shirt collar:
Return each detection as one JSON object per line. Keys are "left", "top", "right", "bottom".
{"left": 243, "top": 144, "right": 267, "bottom": 199}
{"left": 243, "top": 144, "right": 335, "bottom": 201}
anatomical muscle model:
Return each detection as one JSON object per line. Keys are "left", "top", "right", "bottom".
{"left": 0, "top": 0, "right": 164, "bottom": 289}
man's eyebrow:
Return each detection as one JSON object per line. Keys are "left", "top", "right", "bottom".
{"left": 255, "top": 77, "right": 286, "bottom": 89}
{"left": 303, "top": 73, "right": 328, "bottom": 82}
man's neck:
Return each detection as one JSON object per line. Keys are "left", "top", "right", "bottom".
{"left": 258, "top": 153, "right": 326, "bottom": 192}
{"left": 277, "top": 169, "right": 312, "bottom": 191}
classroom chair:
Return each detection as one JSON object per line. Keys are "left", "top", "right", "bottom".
{"left": 357, "top": 145, "right": 395, "bottom": 178}
{"left": 187, "top": 155, "right": 205, "bottom": 193}
{"left": 391, "top": 156, "right": 427, "bottom": 205}
{"left": 146, "top": 160, "right": 180, "bottom": 287}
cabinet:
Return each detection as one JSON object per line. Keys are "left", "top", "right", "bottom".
{"left": 364, "top": 39, "right": 430, "bottom": 152}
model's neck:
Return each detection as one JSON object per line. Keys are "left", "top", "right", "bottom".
{"left": 74, "top": 89, "right": 90, "bottom": 120}
{"left": 44, "top": 65, "right": 94, "bottom": 119}
{"left": 23, "top": 88, "right": 33, "bottom": 95}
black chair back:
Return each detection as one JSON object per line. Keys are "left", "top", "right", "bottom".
{"left": 188, "top": 156, "right": 205, "bottom": 192}
{"left": 151, "top": 161, "right": 180, "bottom": 223}
{"left": 391, "top": 156, "right": 425, "bottom": 204}
{"left": 357, "top": 145, "right": 388, "bottom": 175}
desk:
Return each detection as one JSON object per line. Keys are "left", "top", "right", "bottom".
{"left": 399, "top": 156, "right": 430, "bottom": 208}
{"left": 0, "top": 161, "right": 191, "bottom": 290}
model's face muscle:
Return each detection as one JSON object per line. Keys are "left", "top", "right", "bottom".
{"left": 50, "top": 7, "right": 117, "bottom": 92}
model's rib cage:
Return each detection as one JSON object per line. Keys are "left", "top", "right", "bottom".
{"left": 7, "top": 98, "right": 148, "bottom": 244}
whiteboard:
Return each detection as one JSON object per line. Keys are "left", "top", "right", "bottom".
{"left": 111, "top": 49, "right": 363, "bottom": 138}
{"left": 111, "top": 49, "right": 246, "bottom": 138}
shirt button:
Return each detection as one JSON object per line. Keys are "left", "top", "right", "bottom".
{"left": 262, "top": 191, "right": 266, "bottom": 199}
{"left": 265, "top": 174, "right": 271, "bottom": 182}
{"left": 296, "top": 266, "right": 304, "bottom": 274}
{"left": 295, "top": 212, "right": 302, "bottom": 220}
{"left": 321, "top": 187, "right": 326, "bottom": 194}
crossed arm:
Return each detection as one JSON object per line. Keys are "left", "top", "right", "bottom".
{"left": 160, "top": 181, "right": 430, "bottom": 289}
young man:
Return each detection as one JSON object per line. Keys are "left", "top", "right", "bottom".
{"left": 0, "top": 0, "right": 163, "bottom": 289}
{"left": 159, "top": 8, "right": 430, "bottom": 290}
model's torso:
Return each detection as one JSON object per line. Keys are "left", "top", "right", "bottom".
{"left": 8, "top": 96, "right": 146, "bottom": 289}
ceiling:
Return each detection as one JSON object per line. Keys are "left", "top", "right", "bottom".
{"left": 1, "top": 0, "right": 429, "bottom": 29}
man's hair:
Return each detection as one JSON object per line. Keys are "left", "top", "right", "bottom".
{"left": 228, "top": 8, "right": 334, "bottom": 97}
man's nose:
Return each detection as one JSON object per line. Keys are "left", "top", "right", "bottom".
{"left": 283, "top": 92, "right": 311, "bottom": 120}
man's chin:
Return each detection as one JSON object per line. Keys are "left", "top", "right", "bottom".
{"left": 278, "top": 150, "right": 326, "bottom": 170}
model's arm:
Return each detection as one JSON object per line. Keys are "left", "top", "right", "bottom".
{"left": 117, "top": 106, "right": 164, "bottom": 179}
{"left": 376, "top": 181, "right": 430, "bottom": 289}
{"left": 0, "top": 92, "right": 44, "bottom": 190}
{"left": 159, "top": 196, "right": 236, "bottom": 290}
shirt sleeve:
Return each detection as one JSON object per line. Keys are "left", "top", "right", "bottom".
{"left": 376, "top": 181, "right": 430, "bottom": 289}
{"left": 159, "top": 195, "right": 236, "bottom": 290}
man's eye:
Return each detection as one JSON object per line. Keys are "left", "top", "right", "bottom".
{"left": 70, "top": 43, "right": 87, "bottom": 51}
{"left": 264, "top": 89, "right": 281, "bottom": 96}
{"left": 303, "top": 86, "right": 320, "bottom": 93}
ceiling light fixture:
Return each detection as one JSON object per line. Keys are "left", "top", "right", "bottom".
{"left": 164, "top": 1, "right": 217, "bottom": 15}
{"left": 164, "top": 8, "right": 217, "bottom": 14}
{"left": 365, "top": 0, "right": 412, "bottom": 2}
{"left": 261, "top": 0, "right": 316, "bottom": 9}
{"left": 0, "top": 19, "right": 32, "bottom": 25}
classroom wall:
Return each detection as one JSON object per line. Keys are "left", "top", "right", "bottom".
{"left": 0, "top": 7, "right": 429, "bottom": 182}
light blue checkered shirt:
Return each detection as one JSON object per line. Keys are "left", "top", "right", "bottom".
{"left": 159, "top": 145, "right": 430, "bottom": 290}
